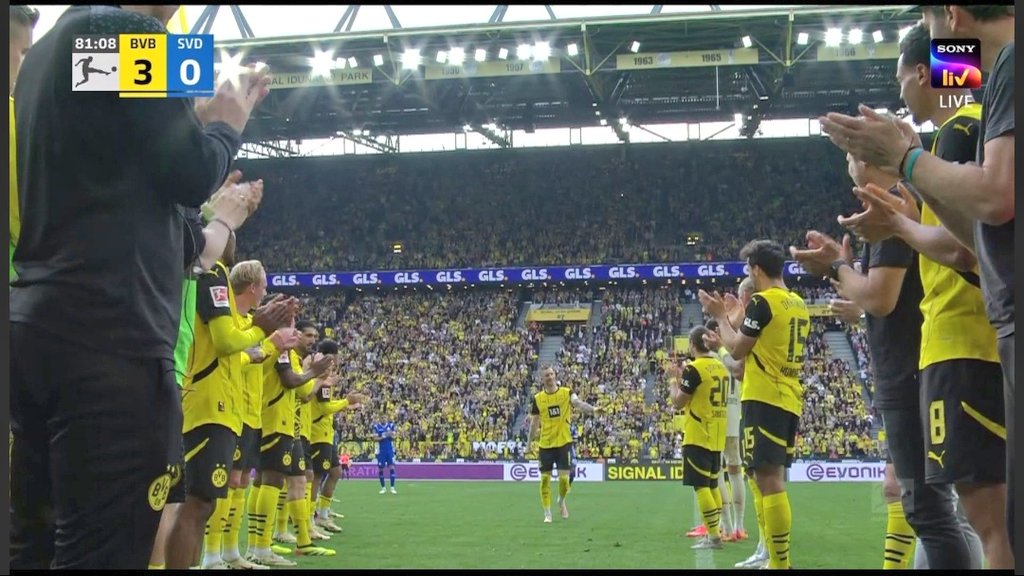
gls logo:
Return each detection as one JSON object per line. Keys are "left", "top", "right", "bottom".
{"left": 312, "top": 274, "right": 339, "bottom": 286}
{"left": 565, "top": 267, "right": 593, "bottom": 280}
{"left": 435, "top": 271, "right": 464, "bottom": 283}
{"left": 522, "top": 269, "right": 549, "bottom": 281}
{"left": 271, "top": 275, "right": 299, "bottom": 287}
{"left": 786, "top": 262, "right": 808, "bottom": 276}
{"left": 653, "top": 265, "right": 682, "bottom": 278}
{"left": 697, "top": 264, "right": 726, "bottom": 277}
{"left": 609, "top": 266, "right": 637, "bottom": 279}
{"left": 394, "top": 272, "right": 421, "bottom": 284}
{"left": 477, "top": 270, "right": 506, "bottom": 282}
{"left": 353, "top": 273, "right": 379, "bottom": 285}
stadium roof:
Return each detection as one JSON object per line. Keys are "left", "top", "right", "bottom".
{"left": 35, "top": 5, "right": 924, "bottom": 151}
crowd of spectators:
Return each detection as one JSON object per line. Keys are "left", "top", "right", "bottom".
{"left": 327, "top": 290, "right": 542, "bottom": 461}
{"left": 238, "top": 139, "right": 856, "bottom": 273}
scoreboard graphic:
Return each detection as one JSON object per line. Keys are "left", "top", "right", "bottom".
{"left": 72, "top": 34, "right": 215, "bottom": 97}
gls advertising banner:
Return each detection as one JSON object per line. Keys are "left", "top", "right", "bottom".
{"left": 268, "top": 261, "right": 812, "bottom": 289}
{"left": 788, "top": 461, "right": 887, "bottom": 483}
{"left": 503, "top": 462, "right": 604, "bottom": 483}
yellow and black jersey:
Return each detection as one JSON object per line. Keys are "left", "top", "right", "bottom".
{"left": 919, "top": 103, "right": 1000, "bottom": 369}
{"left": 262, "top": 349, "right": 303, "bottom": 437}
{"left": 182, "top": 261, "right": 246, "bottom": 435}
{"left": 10, "top": 97, "right": 19, "bottom": 283}
{"left": 295, "top": 393, "right": 313, "bottom": 441}
{"left": 311, "top": 385, "right": 350, "bottom": 445}
{"left": 739, "top": 287, "right": 810, "bottom": 417}
{"left": 531, "top": 387, "right": 573, "bottom": 449}
{"left": 238, "top": 313, "right": 264, "bottom": 430}
{"left": 680, "top": 356, "right": 730, "bottom": 452}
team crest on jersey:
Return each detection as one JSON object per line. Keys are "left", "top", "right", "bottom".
{"left": 298, "top": 458, "right": 306, "bottom": 471}
{"left": 211, "top": 465, "right": 228, "bottom": 488}
{"left": 283, "top": 452, "right": 292, "bottom": 467}
{"left": 547, "top": 406, "right": 561, "bottom": 418}
{"left": 322, "top": 459, "right": 331, "bottom": 470}
{"left": 210, "top": 286, "right": 230, "bottom": 308}
{"left": 167, "top": 463, "right": 182, "bottom": 487}
{"left": 148, "top": 472, "right": 172, "bottom": 511}
{"left": 233, "top": 446, "right": 242, "bottom": 462}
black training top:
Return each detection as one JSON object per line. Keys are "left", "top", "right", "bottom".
{"left": 11, "top": 5, "right": 242, "bottom": 360}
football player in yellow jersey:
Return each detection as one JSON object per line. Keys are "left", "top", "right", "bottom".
{"left": 248, "top": 320, "right": 335, "bottom": 566}
{"left": 166, "top": 240, "right": 295, "bottom": 570}
{"left": 527, "top": 365, "right": 604, "bottom": 523}
{"left": 667, "top": 326, "right": 732, "bottom": 550}
{"left": 309, "top": 340, "right": 368, "bottom": 534}
{"left": 835, "top": 24, "right": 1011, "bottom": 569}
{"left": 292, "top": 351, "right": 333, "bottom": 543}
{"left": 699, "top": 239, "right": 810, "bottom": 570}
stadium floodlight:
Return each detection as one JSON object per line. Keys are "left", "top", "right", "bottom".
{"left": 848, "top": 29, "right": 863, "bottom": 45}
{"left": 217, "top": 50, "right": 245, "bottom": 87}
{"left": 373, "top": 54, "right": 385, "bottom": 66}
{"left": 898, "top": 26, "right": 913, "bottom": 42}
{"left": 335, "top": 57, "right": 346, "bottom": 69}
{"left": 741, "top": 36, "right": 752, "bottom": 48}
{"left": 533, "top": 42, "right": 550, "bottom": 60}
{"left": 796, "top": 32, "right": 809, "bottom": 45}
{"left": 475, "top": 48, "right": 487, "bottom": 62}
{"left": 449, "top": 47, "right": 466, "bottom": 66}
{"left": 352, "top": 129, "right": 362, "bottom": 136}
{"left": 435, "top": 50, "right": 447, "bottom": 64}
{"left": 498, "top": 47, "right": 509, "bottom": 60}
{"left": 401, "top": 49, "right": 421, "bottom": 70}
{"left": 348, "top": 56, "right": 358, "bottom": 68}
{"left": 599, "top": 118, "right": 607, "bottom": 126}
{"left": 311, "top": 49, "right": 335, "bottom": 79}
{"left": 630, "top": 40, "right": 641, "bottom": 53}
{"left": 825, "top": 28, "right": 843, "bottom": 47}
{"left": 567, "top": 43, "right": 579, "bottom": 56}
{"left": 872, "top": 30, "right": 884, "bottom": 43}
{"left": 517, "top": 43, "right": 532, "bottom": 60}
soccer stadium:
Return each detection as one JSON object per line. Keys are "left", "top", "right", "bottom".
{"left": 9, "top": 3, "right": 1016, "bottom": 571}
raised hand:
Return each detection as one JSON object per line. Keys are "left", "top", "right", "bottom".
{"left": 252, "top": 294, "right": 294, "bottom": 334}
{"left": 697, "top": 289, "right": 726, "bottom": 319}
{"left": 269, "top": 327, "right": 300, "bottom": 352}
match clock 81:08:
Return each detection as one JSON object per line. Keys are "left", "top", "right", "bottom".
{"left": 74, "top": 35, "right": 119, "bottom": 52}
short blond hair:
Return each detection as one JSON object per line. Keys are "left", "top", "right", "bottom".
{"left": 739, "top": 277, "right": 755, "bottom": 296}
{"left": 229, "top": 260, "right": 265, "bottom": 294}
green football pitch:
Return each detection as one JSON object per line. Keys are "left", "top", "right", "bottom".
{"left": 259, "top": 480, "right": 893, "bottom": 569}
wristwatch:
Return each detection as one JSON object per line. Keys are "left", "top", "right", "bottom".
{"left": 828, "top": 259, "right": 849, "bottom": 281}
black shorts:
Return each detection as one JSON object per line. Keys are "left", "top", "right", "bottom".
{"left": 682, "top": 445, "right": 722, "bottom": 488}
{"left": 232, "top": 425, "right": 260, "bottom": 472}
{"left": 168, "top": 435, "right": 186, "bottom": 505}
{"left": 300, "top": 438, "right": 313, "bottom": 473}
{"left": 10, "top": 323, "right": 183, "bottom": 569}
{"left": 259, "top": 432, "right": 304, "bottom": 476}
{"left": 183, "top": 423, "right": 237, "bottom": 501}
{"left": 741, "top": 400, "right": 799, "bottom": 473}
{"left": 921, "top": 359, "right": 1006, "bottom": 484}
{"left": 538, "top": 444, "right": 572, "bottom": 473}
{"left": 311, "top": 442, "right": 338, "bottom": 474}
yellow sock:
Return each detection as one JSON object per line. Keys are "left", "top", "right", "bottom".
{"left": 203, "top": 497, "right": 231, "bottom": 558}
{"left": 748, "top": 477, "right": 766, "bottom": 543}
{"left": 256, "top": 484, "right": 282, "bottom": 550}
{"left": 540, "top": 473, "right": 552, "bottom": 510}
{"left": 275, "top": 488, "right": 288, "bottom": 535}
{"left": 148, "top": 564, "right": 165, "bottom": 570}
{"left": 306, "top": 481, "right": 316, "bottom": 519}
{"left": 558, "top": 475, "right": 570, "bottom": 499}
{"left": 884, "top": 501, "right": 915, "bottom": 569}
{"left": 318, "top": 495, "right": 333, "bottom": 517}
{"left": 246, "top": 485, "right": 261, "bottom": 551}
{"left": 762, "top": 492, "right": 792, "bottom": 569}
{"left": 696, "top": 487, "right": 722, "bottom": 540}
{"left": 289, "top": 498, "right": 312, "bottom": 548}
{"left": 223, "top": 487, "right": 246, "bottom": 557}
